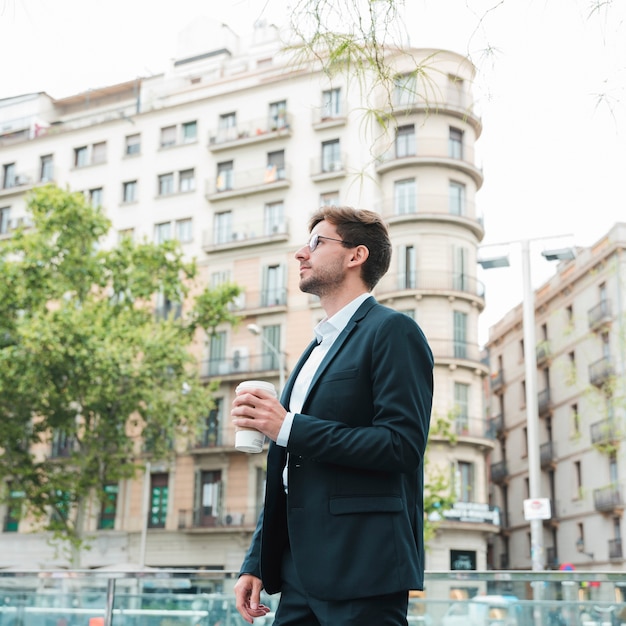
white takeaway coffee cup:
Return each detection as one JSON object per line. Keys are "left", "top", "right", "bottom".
{"left": 234, "top": 380, "right": 277, "bottom": 453}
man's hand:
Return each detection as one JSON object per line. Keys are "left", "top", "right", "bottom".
{"left": 231, "top": 387, "right": 287, "bottom": 442}
{"left": 234, "top": 573, "right": 271, "bottom": 623}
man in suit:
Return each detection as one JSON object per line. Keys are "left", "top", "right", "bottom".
{"left": 232, "top": 206, "right": 433, "bottom": 625}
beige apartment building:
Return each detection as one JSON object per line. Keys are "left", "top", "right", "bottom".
{"left": 0, "top": 20, "right": 498, "bottom": 578}
{"left": 486, "top": 223, "right": 626, "bottom": 571}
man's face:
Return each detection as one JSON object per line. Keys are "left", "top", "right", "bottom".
{"left": 295, "top": 221, "right": 352, "bottom": 297}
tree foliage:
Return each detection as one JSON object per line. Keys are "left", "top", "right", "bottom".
{"left": 0, "top": 185, "right": 240, "bottom": 560}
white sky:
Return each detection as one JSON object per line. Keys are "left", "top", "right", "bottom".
{"left": 1, "top": 0, "right": 625, "bottom": 344}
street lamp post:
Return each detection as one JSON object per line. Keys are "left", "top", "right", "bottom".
{"left": 247, "top": 323, "right": 285, "bottom": 394}
{"left": 479, "top": 236, "right": 575, "bottom": 573}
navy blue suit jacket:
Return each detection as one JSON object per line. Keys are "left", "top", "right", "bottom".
{"left": 240, "top": 297, "right": 433, "bottom": 601}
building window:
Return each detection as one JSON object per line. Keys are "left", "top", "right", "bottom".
{"left": 454, "top": 382, "right": 469, "bottom": 433}
{"left": 208, "top": 331, "right": 227, "bottom": 376}
{"left": 321, "top": 139, "right": 341, "bottom": 172}
{"left": 574, "top": 460, "right": 582, "bottom": 498}
{"left": 154, "top": 222, "right": 171, "bottom": 244}
{"left": 320, "top": 191, "right": 339, "bottom": 206}
{"left": 148, "top": 473, "right": 169, "bottom": 528}
{"left": 269, "top": 100, "right": 287, "bottom": 130}
{"left": 3, "top": 485, "right": 23, "bottom": 532}
{"left": 213, "top": 211, "right": 233, "bottom": 244}
{"left": 264, "top": 201, "right": 285, "bottom": 235}
{"left": 449, "top": 127, "right": 464, "bottom": 159}
{"left": 182, "top": 120, "right": 197, "bottom": 143}
{"left": 122, "top": 180, "right": 137, "bottom": 203}
{"left": 199, "top": 399, "right": 223, "bottom": 447}
{"left": 0, "top": 206, "right": 11, "bottom": 235}
{"left": 160, "top": 125, "right": 177, "bottom": 148}
{"left": 566, "top": 304, "right": 574, "bottom": 328}
{"left": 394, "top": 178, "right": 416, "bottom": 215}
{"left": 453, "top": 311, "right": 468, "bottom": 358}
{"left": 155, "top": 291, "right": 181, "bottom": 320}
{"left": 175, "top": 218, "right": 193, "bottom": 242}
{"left": 218, "top": 112, "right": 237, "bottom": 141}
{"left": 216, "top": 161, "right": 234, "bottom": 191}
{"left": 394, "top": 72, "right": 417, "bottom": 106}
{"left": 522, "top": 426, "right": 528, "bottom": 457}
{"left": 456, "top": 461, "right": 474, "bottom": 502}
{"left": 179, "top": 169, "right": 196, "bottom": 193}
{"left": 210, "top": 270, "right": 231, "bottom": 287}
{"left": 321, "top": 88, "right": 341, "bottom": 118}
{"left": 395, "top": 125, "right": 415, "bottom": 158}
{"left": 40, "top": 154, "right": 54, "bottom": 182}
{"left": 448, "top": 74, "right": 464, "bottom": 107}
{"left": 453, "top": 246, "right": 468, "bottom": 291}
{"left": 196, "top": 470, "right": 223, "bottom": 527}
{"left": 398, "top": 245, "right": 416, "bottom": 289}
{"left": 98, "top": 484, "right": 119, "bottom": 530}
{"left": 571, "top": 403, "right": 580, "bottom": 436}
{"left": 2, "top": 162, "right": 16, "bottom": 188}
{"left": 118, "top": 228, "right": 134, "bottom": 242}
{"left": 125, "top": 133, "right": 141, "bottom": 156}
{"left": 262, "top": 264, "right": 286, "bottom": 306}
{"left": 449, "top": 181, "right": 466, "bottom": 216}
{"left": 89, "top": 188, "right": 103, "bottom": 208}
{"left": 266, "top": 150, "right": 285, "bottom": 182}
{"left": 260, "top": 324, "right": 281, "bottom": 370}
{"left": 92, "top": 142, "right": 107, "bottom": 164}
{"left": 74, "top": 147, "right": 88, "bottom": 168}
{"left": 158, "top": 173, "right": 174, "bottom": 196}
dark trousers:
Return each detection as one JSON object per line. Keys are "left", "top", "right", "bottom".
{"left": 273, "top": 547, "right": 409, "bottom": 626}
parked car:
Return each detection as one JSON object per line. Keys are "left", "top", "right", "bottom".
{"left": 441, "top": 595, "right": 522, "bottom": 626}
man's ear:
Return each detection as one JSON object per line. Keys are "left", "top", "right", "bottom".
{"left": 348, "top": 244, "right": 370, "bottom": 267}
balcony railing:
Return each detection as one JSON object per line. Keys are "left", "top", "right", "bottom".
{"left": 588, "top": 299, "right": 612, "bottom": 330}
{"left": 488, "top": 413, "right": 505, "bottom": 438}
{"left": 375, "top": 270, "right": 485, "bottom": 300}
{"left": 490, "top": 369, "right": 505, "bottom": 392}
{"left": 205, "top": 164, "right": 291, "bottom": 199}
{"left": 538, "top": 388, "right": 553, "bottom": 416}
{"left": 536, "top": 341, "right": 551, "bottom": 365}
{"left": 540, "top": 441, "right": 557, "bottom": 468}
{"left": 590, "top": 418, "right": 621, "bottom": 446}
{"left": 490, "top": 460, "right": 509, "bottom": 484}
{"left": 201, "top": 352, "right": 285, "bottom": 379}
{"left": 608, "top": 537, "right": 623, "bottom": 560}
{"left": 593, "top": 483, "right": 624, "bottom": 513}
{"left": 589, "top": 356, "right": 615, "bottom": 387}
{"left": 178, "top": 506, "right": 259, "bottom": 530}
{"left": 425, "top": 338, "right": 486, "bottom": 367}
{"left": 207, "top": 114, "right": 292, "bottom": 149}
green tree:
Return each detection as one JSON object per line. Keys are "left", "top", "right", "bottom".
{"left": 0, "top": 185, "right": 240, "bottom": 563}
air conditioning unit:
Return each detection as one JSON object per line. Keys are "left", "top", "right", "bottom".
{"left": 231, "top": 293, "right": 246, "bottom": 310}
{"left": 223, "top": 512, "right": 244, "bottom": 526}
{"left": 231, "top": 347, "right": 249, "bottom": 372}
{"left": 14, "top": 174, "right": 31, "bottom": 186}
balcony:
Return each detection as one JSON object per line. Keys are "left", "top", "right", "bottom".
{"left": 200, "top": 352, "right": 285, "bottom": 382}
{"left": 375, "top": 137, "right": 483, "bottom": 187}
{"left": 310, "top": 154, "right": 348, "bottom": 181}
{"left": 376, "top": 193, "right": 484, "bottom": 239}
{"left": 488, "top": 413, "right": 505, "bottom": 438}
{"left": 490, "top": 460, "right": 509, "bottom": 485}
{"left": 588, "top": 300, "right": 612, "bottom": 331}
{"left": 207, "top": 114, "right": 292, "bottom": 151}
{"left": 424, "top": 338, "right": 489, "bottom": 374}
{"left": 446, "top": 415, "right": 497, "bottom": 442}
{"left": 202, "top": 219, "right": 290, "bottom": 253}
{"left": 178, "top": 506, "right": 258, "bottom": 531}
{"left": 593, "top": 483, "right": 624, "bottom": 513}
{"left": 536, "top": 341, "right": 551, "bottom": 366}
{"left": 609, "top": 538, "right": 623, "bottom": 560}
{"left": 540, "top": 441, "right": 557, "bottom": 469}
{"left": 542, "top": 499, "right": 559, "bottom": 528}
{"left": 311, "top": 103, "right": 349, "bottom": 129}
{"left": 490, "top": 370, "right": 505, "bottom": 393}
{"left": 590, "top": 417, "right": 622, "bottom": 447}
{"left": 205, "top": 164, "right": 291, "bottom": 200}
{"left": 589, "top": 356, "right": 615, "bottom": 387}
{"left": 537, "top": 388, "right": 553, "bottom": 417}
{"left": 375, "top": 270, "right": 485, "bottom": 309}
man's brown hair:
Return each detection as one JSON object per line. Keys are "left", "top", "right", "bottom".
{"left": 309, "top": 206, "right": 392, "bottom": 290}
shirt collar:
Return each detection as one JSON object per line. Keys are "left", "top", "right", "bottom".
{"left": 313, "top": 293, "right": 372, "bottom": 344}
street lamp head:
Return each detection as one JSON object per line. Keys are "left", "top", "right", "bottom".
{"left": 541, "top": 247, "right": 576, "bottom": 262}
{"left": 477, "top": 255, "right": 510, "bottom": 270}
{"left": 247, "top": 323, "right": 261, "bottom": 336}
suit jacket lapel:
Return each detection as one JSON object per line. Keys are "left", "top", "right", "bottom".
{"left": 303, "top": 297, "right": 377, "bottom": 408}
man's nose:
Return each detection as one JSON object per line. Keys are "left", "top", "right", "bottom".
{"left": 295, "top": 244, "right": 309, "bottom": 260}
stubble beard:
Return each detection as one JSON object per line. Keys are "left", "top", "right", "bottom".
{"left": 299, "top": 259, "right": 345, "bottom": 298}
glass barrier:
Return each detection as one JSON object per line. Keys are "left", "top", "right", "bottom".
{"left": 0, "top": 570, "right": 624, "bottom": 626}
